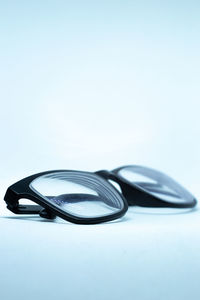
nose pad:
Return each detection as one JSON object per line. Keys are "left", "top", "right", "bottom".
{"left": 39, "top": 208, "right": 56, "bottom": 219}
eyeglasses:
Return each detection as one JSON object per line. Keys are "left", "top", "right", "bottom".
{"left": 4, "top": 165, "right": 197, "bottom": 224}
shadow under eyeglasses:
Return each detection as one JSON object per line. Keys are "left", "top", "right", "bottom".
{"left": 1, "top": 215, "right": 130, "bottom": 225}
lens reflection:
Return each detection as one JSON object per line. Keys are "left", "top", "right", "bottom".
{"left": 118, "top": 166, "right": 193, "bottom": 204}
{"left": 30, "top": 171, "right": 124, "bottom": 218}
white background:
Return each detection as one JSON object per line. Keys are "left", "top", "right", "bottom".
{"left": 0, "top": 1, "right": 200, "bottom": 299}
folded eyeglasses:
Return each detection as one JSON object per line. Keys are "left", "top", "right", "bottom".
{"left": 4, "top": 165, "right": 197, "bottom": 224}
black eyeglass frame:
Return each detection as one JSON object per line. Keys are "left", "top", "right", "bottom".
{"left": 4, "top": 170, "right": 129, "bottom": 225}
{"left": 4, "top": 165, "right": 197, "bottom": 224}
{"left": 96, "top": 165, "right": 197, "bottom": 209}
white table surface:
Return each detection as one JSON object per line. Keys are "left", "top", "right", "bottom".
{"left": 0, "top": 190, "right": 199, "bottom": 300}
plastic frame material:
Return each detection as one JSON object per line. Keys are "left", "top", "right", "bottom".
{"left": 4, "top": 170, "right": 128, "bottom": 225}
{"left": 4, "top": 165, "right": 197, "bottom": 224}
{"left": 96, "top": 165, "right": 197, "bottom": 208}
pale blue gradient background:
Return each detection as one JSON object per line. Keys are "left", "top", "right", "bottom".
{"left": 0, "top": 1, "right": 200, "bottom": 299}
{"left": 0, "top": 1, "right": 200, "bottom": 190}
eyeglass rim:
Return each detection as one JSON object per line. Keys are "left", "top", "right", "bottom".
{"left": 4, "top": 170, "right": 128, "bottom": 225}
{"left": 109, "top": 165, "right": 197, "bottom": 208}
